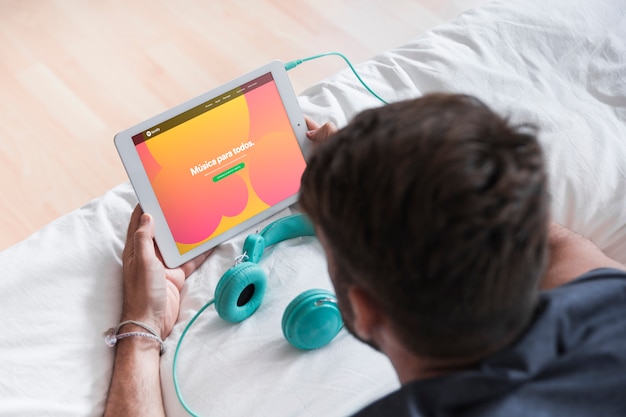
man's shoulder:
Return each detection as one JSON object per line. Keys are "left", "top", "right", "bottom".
{"left": 532, "top": 266, "right": 626, "bottom": 353}
{"left": 350, "top": 381, "right": 425, "bottom": 417}
{"left": 544, "top": 267, "right": 626, "bottom": 312}
{"left": 565, "top": 267, "right": 626, "bottom": 285}
{"left": 351, "top": 268, "right": 626, "bottom": 417}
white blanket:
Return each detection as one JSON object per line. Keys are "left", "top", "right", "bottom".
{"left": 1, "top": 0, "right": 625, "bottom": 415}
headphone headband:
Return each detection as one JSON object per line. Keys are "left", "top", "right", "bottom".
{"left": 214, "top": 212, "right": 342, "bottom": 349}
{"left": 242, "top": 214, "right": 315, "bottom": 263}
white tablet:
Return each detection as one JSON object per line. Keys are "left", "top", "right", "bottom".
{"left": 115, "top": 60, "right": 308, "bottom": 267}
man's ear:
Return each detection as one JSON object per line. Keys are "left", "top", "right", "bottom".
{"left": 347, "top": 286, "right": 383, "bottom": 341}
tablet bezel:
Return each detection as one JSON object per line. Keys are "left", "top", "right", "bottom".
{"left": 114, "top": 60, "right": 308, "bottom": 268}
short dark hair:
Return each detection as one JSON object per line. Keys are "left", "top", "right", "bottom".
{"left": 299, "top": 93, "right": 549, "bottom": 359}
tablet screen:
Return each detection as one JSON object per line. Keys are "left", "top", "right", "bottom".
{"left": 130, "top": 72, "right": 306, "bottom": 255}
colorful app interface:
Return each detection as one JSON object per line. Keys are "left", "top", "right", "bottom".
{"left": 132, "top": 73, "right": 306, "bottom": 254}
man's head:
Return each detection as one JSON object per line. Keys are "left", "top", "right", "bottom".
{"left": 299, "top": 93, "right": 549, "bottom": 361}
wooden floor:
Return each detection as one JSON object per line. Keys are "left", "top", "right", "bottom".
{"left": 0, "top": 0, "right": 487, "bottom": 250}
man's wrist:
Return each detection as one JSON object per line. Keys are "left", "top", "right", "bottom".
{"left": 118, "top": 321, "right": 159, "bottom": 335}
{"left": 119, "top": 315, "right": 163, "bottom": 337}
{"left": 104, "top": 324, "right": 165, "bottom": 417}
{"left": 114, "top": 331, "right": 163, "bottom": 355}
{"left": 106, "top": 320, "right": 165, "bottom": 354}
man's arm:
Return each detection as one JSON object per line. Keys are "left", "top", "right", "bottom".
{"left": 102, "top": 116, "right": 324, "bottom": 412}
{"left": 104, "top": 207, "right": 209, "bottom": 416}
{"left": 541, "top": 222, "right": 625, "bottom": 289}
{"left": 104, "top": 324, "right": 165, "bottom": 416}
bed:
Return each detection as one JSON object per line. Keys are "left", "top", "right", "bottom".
{"left": 1, "top": 0, "right": 625, "bottom": 415}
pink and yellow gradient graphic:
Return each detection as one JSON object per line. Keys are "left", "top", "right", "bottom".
{"left": 135, "top": 79, "right": 306, "bottom": 254}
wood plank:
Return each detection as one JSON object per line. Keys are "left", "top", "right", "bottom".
{"left": 0, "top": 0, "right": 487, "bottom": 250}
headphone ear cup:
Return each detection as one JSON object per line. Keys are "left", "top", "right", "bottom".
{"left": 215, "top": 262, "right": 268, "bottom": 323}
{"left": 282, "top": 289, "right": 343, "bottom": 350}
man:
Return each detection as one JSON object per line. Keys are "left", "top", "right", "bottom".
{"left": 104, "top": 94, "right": 626, "bottom": 416}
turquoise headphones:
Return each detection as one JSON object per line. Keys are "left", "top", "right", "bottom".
{"left": 173, "top": 213, "right": 345, "bottom": 415}
{"left": 214, "top": 213, "right": 343, "bottom": 350}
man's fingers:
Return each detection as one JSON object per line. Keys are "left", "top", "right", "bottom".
{"left": 304, "top": 115, "right": 321, "bottom": 131}
{"left": 164, "top": 248, "right": 211, "bottom": 293}
{"left": 179, "top": 249, "right": 212, "bottom": 279}
{"left": 126, "top": 206, "right": 210, "bottom": 290}
{"left": 305, "top": 120, "right": 338, "bottom": 143}
{"left": 133, "top": 213, "right": 157, "bottom": 263}
{"left": 123, "top": 205, "right": 143, "bottom": 258}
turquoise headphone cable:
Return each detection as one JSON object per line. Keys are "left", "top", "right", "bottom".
{"left": 284, "top": 52, "right": 388, "bottom": 105}
{"left": 173, "top": 299, "right": 216, "bottom": 417}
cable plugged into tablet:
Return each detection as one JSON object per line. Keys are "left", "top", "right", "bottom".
{"left": 284, "top": 59, "right": 303, "bottom": 71}
{"left": 284, "top": 52, "right": 388, "bottom": 105}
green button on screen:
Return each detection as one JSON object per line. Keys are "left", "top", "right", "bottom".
{"left": 213, "top": 163, "right": 245, "bottom": 182}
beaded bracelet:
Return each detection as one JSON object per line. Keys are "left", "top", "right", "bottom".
{"left": 104, "top": 320, "right": 165, "bottom": 354}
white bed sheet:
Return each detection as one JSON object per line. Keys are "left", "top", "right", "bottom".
{"left": 1, "top": 0, "right": 625, "bottom": 415}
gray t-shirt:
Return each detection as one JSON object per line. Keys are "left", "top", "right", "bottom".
{"left": 353, "top": 268, "right": 626, "bottom": 416}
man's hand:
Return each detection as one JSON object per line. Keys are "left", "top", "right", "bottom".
{"left": 305, "top": 116, "right": 338, "bottom": 143}
{"left": 104, "top": 207, "right": 210, "bottom": 417}
{"left": 121, "top": 205, "right": 210, "bottom": 338}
